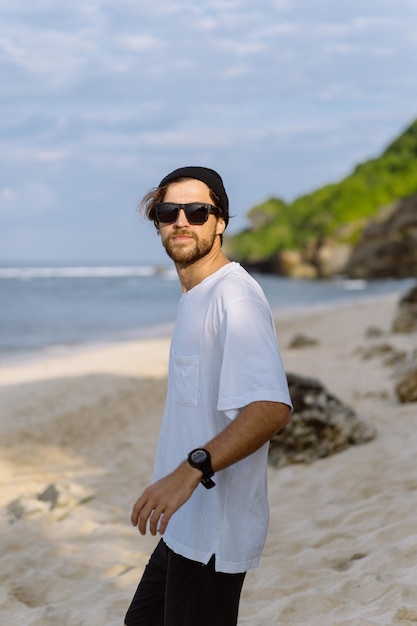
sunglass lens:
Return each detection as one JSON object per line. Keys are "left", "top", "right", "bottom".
{"left": 186, "top": 205, "right": 209, "bottom": 224}
{"left": 156, "top": 204, "right": 179, "bottom": 223}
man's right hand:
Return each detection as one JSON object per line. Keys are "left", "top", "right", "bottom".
{"left": 130, "top": 461, "right": 202, "bottom": 536}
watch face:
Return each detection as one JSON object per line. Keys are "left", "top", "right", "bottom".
{"left": 191, "top": 449, "right": 207, "bottom": 464}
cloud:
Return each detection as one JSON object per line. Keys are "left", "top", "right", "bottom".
{"left": 115, "top": 33, "right": 164, "bottom": 53}
{"left": 0, "top": 182, "right": 56, "bottom": 220}
{"left": 1, "top": 0, "right": 417, "bottom": 262}
{"left": 0, "top": 25, "right": 95, "bottom": 86}
{"left": 216, "top": 38, "right": 267, "bottom": 57}
{"left": 1, "top": 147, "right": 67, "bottom": 163}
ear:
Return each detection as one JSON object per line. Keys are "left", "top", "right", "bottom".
{"left": 216, "top": 217, "right": 226, "bottom": 236}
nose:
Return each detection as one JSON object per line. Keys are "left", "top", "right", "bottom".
{"left": 174, "top": 208, "right": 190, "bottom": 227}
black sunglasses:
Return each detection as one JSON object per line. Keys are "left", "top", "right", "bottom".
{"left": 155, "top": 202, "right": 220, "bottom": 225}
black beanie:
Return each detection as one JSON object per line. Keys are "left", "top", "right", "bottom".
{"left": 158, "top": 166, "right": 229, "bottom": 226}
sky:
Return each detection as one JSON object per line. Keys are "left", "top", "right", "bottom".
{"left": 1, "top": 0, "right": 417, "bottom": 267}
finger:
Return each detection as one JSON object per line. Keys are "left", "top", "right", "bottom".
{"left": 149, "top": 508, "right": 162, "bottom": 536}
{"left": 158, "top": 511, "right": 171, "bottom": 535}
{"left": 131, "top": 495, "right": 147, "bottom": 526}
{"left": 131, "top": 503, "right": 139, "bottom": 526}
{"left": 138, "top": 502, "right": 156, "bottom": 535}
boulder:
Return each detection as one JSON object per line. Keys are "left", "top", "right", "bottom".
{"left": 316, "top": 241, "right": 352, "bottom": 277}
{"left": 240, "top": 250, "right": 317, "bottom": 278}
{"left": 276, "top": 240, "right": 350, "bottom": 279}
{"left": 395, "top": 369, "right": 417, "bottom": 403}
{"left": 287, "top": 334, "right": 319, "bottom": 349}
{"left": 345, "top": 194, "right": 417, "bottom": 279}
{"left": 306, "top": 237, "right": 352, "bottom": 278}
{"left": 269, "top": 373, "right": 376, "bottom": 468}
{"left": 277, "top": 250, "right": 317, "bottom": 279}
{"left": 392, "top": 284, "right": 417, "bottom": 333}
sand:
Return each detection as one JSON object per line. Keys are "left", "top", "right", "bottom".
{"left": 1, "top": 293, "right": 417, "bottom": 625}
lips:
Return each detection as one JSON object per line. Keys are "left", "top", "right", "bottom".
{"left": 170, "top": 231, "right": 194, "bottom": 243}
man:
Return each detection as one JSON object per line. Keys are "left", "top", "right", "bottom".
{"left": 125, "top": 166, "right": 292, "bottom": 626}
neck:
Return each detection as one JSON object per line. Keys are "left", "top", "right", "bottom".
{"left": 176, "top": 248, "right": 230, "bottom": 292}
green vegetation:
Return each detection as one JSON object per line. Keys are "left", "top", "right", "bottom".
{"left": 226, "top": 118, "right": 417, "bottom": 264}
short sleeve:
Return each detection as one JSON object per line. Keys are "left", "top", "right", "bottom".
{"left": 217, "top": 296, "right": 292, "bottom": 417}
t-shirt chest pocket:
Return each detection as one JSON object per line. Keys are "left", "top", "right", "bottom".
{"left": 172, "top": 351, "right": 200, "bottom": 407}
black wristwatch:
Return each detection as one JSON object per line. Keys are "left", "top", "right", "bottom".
{"left": 187, "top": 448, "right": 215, "bottom": 489}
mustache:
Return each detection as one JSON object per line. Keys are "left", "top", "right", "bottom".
{"left": 167, "top": 230, "right": 195, "bottom": 240}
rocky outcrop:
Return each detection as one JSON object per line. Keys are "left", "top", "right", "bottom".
{"left": 264, "top": 193, "right": 417, "bottom": 281}
{"left": 239, "top": 192, "right": 417, "bottom": 279}
{"left": 242, "top": 239, "right": 351, "bottom": 279}
{"left": 266, "top": 240, "right": 352, "bottom": 279}
{"left": 268, "top": 373, "right": 376, "bottom": 468}
{"left": 392, "top": 284, "right": 417, "bottom": 333}
{"left": 345, "top": 194, "right": 417, "bottom": 279}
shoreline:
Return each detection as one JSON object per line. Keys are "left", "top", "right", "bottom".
{"left": 0, "top": 320, "right": 176, "bottom": 369}
{"left": 1, "top": 290, "right": 417, "bottom": 624}
{"left": 1, "top": 271, "right": 414, "bottom": 367}
{"left": 0, "top": 288, "right": 409, "bottom": 369}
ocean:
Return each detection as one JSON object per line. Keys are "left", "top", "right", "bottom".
{"left": 1, "top": 263, "right": 415, "bottom": 363}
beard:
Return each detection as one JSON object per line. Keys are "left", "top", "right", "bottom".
{"left": 163, "top": 229, "right": 218, "bottom": 266}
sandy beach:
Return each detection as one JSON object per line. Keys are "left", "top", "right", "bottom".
{"left": 1, "top": 292, "right": 417, "bottom": 625}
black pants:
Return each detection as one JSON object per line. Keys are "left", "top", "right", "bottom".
{"left": 125, "top": 540, "right": 246, "bottom": 626}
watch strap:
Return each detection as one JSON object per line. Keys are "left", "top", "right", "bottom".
{"left": 188, "top": 448, "right": 215, "bottom": 489}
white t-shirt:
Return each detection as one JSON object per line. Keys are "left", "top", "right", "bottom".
{"left": 152, "top": 262, "right": 292, "bottom": 573}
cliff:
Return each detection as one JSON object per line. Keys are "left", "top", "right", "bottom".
{"left": 225, "top": 118, "right": 417, "bottom": 279}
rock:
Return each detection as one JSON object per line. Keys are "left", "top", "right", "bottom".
{"left": 38, "top": 483, "right": 60, "bottom": 510}
{"left": 239, "top": 250, "right": 317, "bottom": 278}
{"left": 6, "top": 499, "right": 26, "bottom": 521}
{"left": 277, "top": 250, "right": 318, "bottom": 279}
{"left": 277, "top": 249, "right": 302, "bottom": 273}
{"left": 4, "top": 483, "right": 95, "bottom": 523}
{"left": 288, "top": 263, "right": 318, "bottom": 279}
{"left": 362, "top": 389, "right": 390, "bottom": 400}
{"left": 364, "top": 326, "right": 386, "bottom": 339}
{"left": 358, "top": 339, "right": 417, "bottom": 385}
{"left": 355, "top": 342, "right": 406, "bottom": 366}
{"left": 395, "top": 369, "right": 417, "bottom": 403}
{"left": 5, "top": 496, "right": 50, "bottom": 523}
{"left": 268, "top": 373, "right": 376, "bottom": 467}
{"left": 345, "top": 194, "right": 417, "bottom": 279}
{"left": 287, "top": 334, "right": 319, "bottom": 349}
{"left": 392, "top": 284, "right": 417, "bottom": 333}
{"left": 390, "top": 348, "right": 417, "bottom": 380}
{"left": 311, "top": 238, "right": 352, "bottom": 278}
